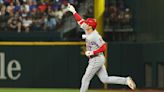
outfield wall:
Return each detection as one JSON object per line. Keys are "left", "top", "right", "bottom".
{"left": 0, "top": 42, "right": 163, "bottom": 88}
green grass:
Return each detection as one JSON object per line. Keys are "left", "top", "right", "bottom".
{"left": 0, "top": 88, "right": 163, "bottom": 92}
{"left": 0, "top": 88, "right": 130, "bottom": 92}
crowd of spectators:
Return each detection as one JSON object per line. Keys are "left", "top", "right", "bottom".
{"left": 104, "top": 0, "right": 133, "bottom": 29}
{"left": 103, "top": 0, "right": 134, "bottom": 42}
{"left": 83, "top": 5, "right": 94, "bottom": 19}
{"left": 0, "top": 0, "right": 78, "bottom": 33}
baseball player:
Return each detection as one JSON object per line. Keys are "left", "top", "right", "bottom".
{"left": 66, "top": 3, "right": 136, "bottom": 92}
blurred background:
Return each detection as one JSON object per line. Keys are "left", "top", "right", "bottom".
{"left": 0, "top": 0, "right": 164, "bottom": 92}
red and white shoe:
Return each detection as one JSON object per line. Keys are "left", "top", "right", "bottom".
{"left": 127, "top": 77, "right": 136, "bottom": 90}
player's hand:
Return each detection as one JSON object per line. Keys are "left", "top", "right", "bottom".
{"left": 85, "top": 51, "right": 94, "bottom": 57}
{"left": 66, "top": 3, "right": 76, "bottom": 14}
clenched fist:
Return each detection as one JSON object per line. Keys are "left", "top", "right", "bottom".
{"left": 85, "top": 51, "right": 94, "bottom": 57}
{"left": 67, "top": 3, "right": 76, "bottom": 14}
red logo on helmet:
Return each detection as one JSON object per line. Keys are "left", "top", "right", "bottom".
{"left": 85, "top": 18, "right": 97, "bottom": 29}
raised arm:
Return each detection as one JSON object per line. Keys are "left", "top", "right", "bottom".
{"left": 67, "top": 3, "right": 85, "bottom": 26}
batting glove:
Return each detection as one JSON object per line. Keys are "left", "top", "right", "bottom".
{"left": 67, "top": 3, "right": 76, "bottom": 14}
{"left": 85, "top": 51, "right": 94, "bottom": 57}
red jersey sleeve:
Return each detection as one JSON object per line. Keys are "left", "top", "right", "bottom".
{"left": 73, "top": 13, "right": 85, "bottom": 26}
{"left": 93, "top": 43, "right": 107, "bottom": 55}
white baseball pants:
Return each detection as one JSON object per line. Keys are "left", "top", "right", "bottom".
{"left": 80, "top": 55, "right": 128, "bottom": 92}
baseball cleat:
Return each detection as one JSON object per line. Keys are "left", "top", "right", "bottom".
{"left": 127, "top": 77, "right": 136, "bottom": 90}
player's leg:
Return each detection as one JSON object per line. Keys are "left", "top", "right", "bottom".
{"left": 80, "top": 62, "right": 103, "bottom": 92}
{"left": 96, "top": 65, "right": 136, "bottom": 89}
{"left": 97, "top": 65, "right": 127, "bottom": 85}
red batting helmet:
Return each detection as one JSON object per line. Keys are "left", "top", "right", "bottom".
{"left": 85, "top": 18, "right": 97, "bottom": 29}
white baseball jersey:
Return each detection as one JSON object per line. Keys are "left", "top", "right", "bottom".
{"left": 79, "top": 21, "right": 105, "bottom": 56}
